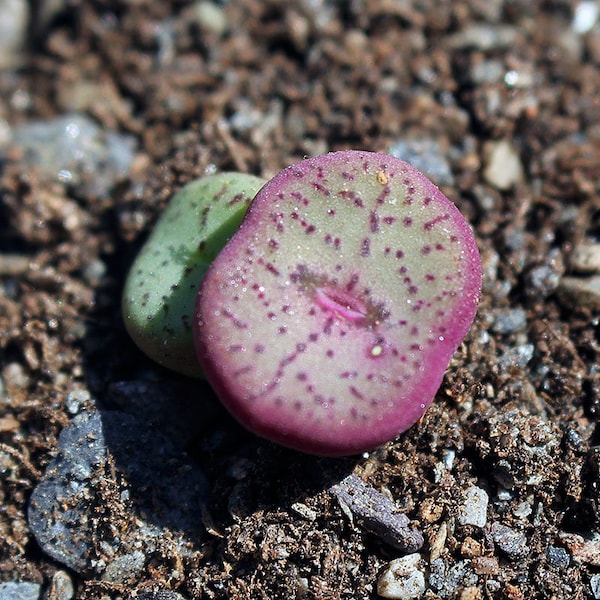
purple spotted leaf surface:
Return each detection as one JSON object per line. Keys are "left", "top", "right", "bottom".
{"left": 194, "top": 151, "right": 482, "bottom": 456}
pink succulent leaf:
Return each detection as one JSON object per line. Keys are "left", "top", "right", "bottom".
{"left": 194, "top": 151, "right": 482, "bottom": 456}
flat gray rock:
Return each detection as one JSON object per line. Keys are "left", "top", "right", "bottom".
{"left": 28, "top": 410, "right": 210, "bottom": 575}
{"left": 0, "top": 582, "right": 41, "bottom": 600}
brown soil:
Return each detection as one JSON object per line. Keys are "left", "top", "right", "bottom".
{"left": 2, "top": 1, "right": 600, "bottom": 599}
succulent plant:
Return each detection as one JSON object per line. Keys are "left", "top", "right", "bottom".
{"left": 194, "top": 151, "right": 481, "bottom": 456}
{"left": 122, "top": 172, "right": 265, "bottom": 376}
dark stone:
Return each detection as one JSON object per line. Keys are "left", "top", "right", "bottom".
{"left": 329, "top": 474, "right": 423, "bottom": 552}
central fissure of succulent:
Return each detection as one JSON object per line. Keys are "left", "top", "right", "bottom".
{"left": 293, "top": 265, "right": 387, "bottom": 329}
{"left": 315, "top": 287, "right": 367, "bottom": 324}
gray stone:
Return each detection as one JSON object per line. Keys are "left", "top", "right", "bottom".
{"left": 428, "top": 559, "right": 477, "bottom": 598}
{"left": 492, "top": 309, "right": 527, "bottom": 335}
{"left": 498, "top": 344, "right": 535, "bottom": 371}
{"left": 546, "top": 546, "right": 570, "bottom": 570}
{"left": 491, "top": 523, "right": 529, "bottom": 559}
{"left": 389, "top": 139, "right": 454, "bottom": 186}
{"left": 525, "top": 264, "right": 561, "bottom": 298}
{"left": 28, "top": 410, "right": 210, "bottom": 574}
{"left": 10, "top": 113, "right": 136, "bottom": 197}
{"left": 101, "top": 550, "right": 146, "bottom": 584}
{"left": 28, "top": 412, "right": 107, "bottom": 572}
{"left": 591, "top": 573, "right": 600, "bottom": 599}
{"left": 457, "top": 486, "right": 488, "bottom": 528}
{"left": 330, "top": 474, "right": 423, "bottom": 552}
{"left": 0, "top": 582, "right": 42, "bottom": 600}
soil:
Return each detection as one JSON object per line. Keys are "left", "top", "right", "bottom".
{"left": 2, "top": 1, "right": 600, "bottom": 599}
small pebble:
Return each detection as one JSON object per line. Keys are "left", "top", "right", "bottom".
{"left": 377, "top": 554, "right": 426, "bottom": 600}
{"left": 3, "top": 362, "right": 30, "bottom": 390}
{"left": 491, "top": 309, "right": 527, "bottom": 335}
{"left": 546, "top": 546, "right": 570, "bottom": 570}
{"left": 0, "top": 581, "right": 42, "bottom": 600}
{"left": 136, "top": 592, "right": 189, "bottom": 600}
{"left": 483, "top": 140, "right": 524, "bottom": 191}
{"left": 429, "top": 522, "right": 448, "bottom": 562}
{"left": 491, "top": 523, "right": 529, "bottom": 559}
{"left": 0, "top": 0, "right": 28, "bottom": 69}
{"left": 573, "top": 1, "right": 599, "bottom": 34}
{"left": 570, "top": 244, "right": 600, "bottom": 274}
{"left": 525, "top": 264, "right": 561, "bottom": 298}
{"left": 389, "top": 139, "right": 454, "bottom": 186}
{"left": 448, "top": 24, "right": 518, "bottom": 50}
{"left": 460, "top": 536, "right": 482, "bottom": 558}
{"left": 471, "top": 60, "right": 504, "bottom": 84}
{"left": 429, "top": 559, "right": 478, "bottom": 598}
{"left": 101, "top": 550, "right": 146, "bottom": 584}
{"left": 590, "top": 573, "right": 600, "bottom": 599}
{"left": 82, "top": 258, "right": 107, "bottom": 285}
{"left": 192, "top": 1, "right": 228, "bottom": 36}
{"left": 557, "top": 275, "right": 600, "bottom": 311}
{"left": 291, "top": 502, "right": 318, "bottom": 521}
{"left": 65, "top": 389, "right": 91, "bottom": 415}
{"left": 44, "top": 570, "right": 74, "bottom": 600}
{"left": 498, "top": 344, "right": 535, "bottom": 371}
{"left": 0, "top": 254, "right": 31, "bottom": 276}
{"left": 457, "top": 486, "right": 488, "bottom": 528}
{"left": 330, "top": 474, "right": 423, "bottom": 552}
{"left": 512, "top": 500, "right": 533, "bottom": 519}
{"left": 459, "top": 587, "right": 483, "bottom": 600}
{"left": 503, "top": 69, "right": 534, "bottom": 89}
{"left": 559, "top": 532, "right": 600, "bottom": 566}
{"left": 9, "top": 113, "right": 137, "bottom": 197}
{"left": 472, "top": 556, "right": 499, "bottom": 576}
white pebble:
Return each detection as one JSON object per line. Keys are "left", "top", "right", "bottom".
{"left": 3, "top": 362, "right": 30, "bottom": 390}
{"left": 573, "top": 1, "right": 599, "bottom": 34}
{"left": 193, "top": 1, "right": 228, "bottom": 36}
{"left": 558, "top": 275, "right": 600, "bottom": 311}
{"left": 0, "top": 0, "right": 28, "bottom": 69}
{"left": 377, "top": 554, "right": 426, "bottom": 599}
{"left": 483, "top": 140, "right": 524, "bottom": 191}
{"left": 457, "top": 486, "right": 489, "bottom": 528}
{"left": 570, "top": 244, "right": 600, "bottom": 274}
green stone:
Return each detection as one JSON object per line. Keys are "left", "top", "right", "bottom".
{"left": 122, "top": 172, "right": 265, "bottom": 376}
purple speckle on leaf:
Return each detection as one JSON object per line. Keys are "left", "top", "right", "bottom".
{"left": 194, "top": 151, "right": 482, "bottom": 456}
